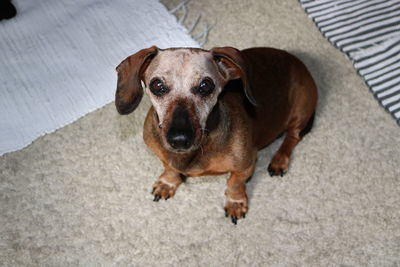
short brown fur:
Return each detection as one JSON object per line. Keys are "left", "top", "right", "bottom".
{"left": 116, "top": 46, "right": 317, "bottom": 224}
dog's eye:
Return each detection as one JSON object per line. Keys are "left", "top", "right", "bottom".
{"left": 196, "top": 78, "right": 215, "bottom": 96}
{"left": 150, "top": 78, "right": 169, "bottom": 96}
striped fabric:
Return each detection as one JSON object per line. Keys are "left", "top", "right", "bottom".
{"left": 299, "top": 0, "right": 400, "bottom": 126}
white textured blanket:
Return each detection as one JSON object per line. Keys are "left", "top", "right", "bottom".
{"left": 0, "top": 0, "right": 198, "bottom": 155}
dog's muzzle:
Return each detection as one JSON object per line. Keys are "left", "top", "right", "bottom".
{"left": 166, "top": 104, "right": 195, "bottom": 151}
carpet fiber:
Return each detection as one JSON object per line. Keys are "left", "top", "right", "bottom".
{"left": 1, "top": 0, "right": 399, "bottom": 266}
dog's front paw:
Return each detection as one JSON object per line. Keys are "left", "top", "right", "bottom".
{"left": 268, "top": 153, "right": 289, "bottom": 177}
{"left": 224, "top": 197, "right": 248, "bottom": 225}
{"left": 151, "top": 179, "right": 178, "bottom": 201}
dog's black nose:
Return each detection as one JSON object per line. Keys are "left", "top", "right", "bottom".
{"left": 166, "top": 104, "right": 194, "bottom": 150}
{"left": 167, "top": 131, "right": 193, "bottom": 149}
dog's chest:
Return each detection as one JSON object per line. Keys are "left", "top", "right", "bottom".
{"left": 168, "top": 151, "right": 232, "bottom": 177}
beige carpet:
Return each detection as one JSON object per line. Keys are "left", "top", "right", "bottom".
{"left": 1, "top": 0, "right": 399, "bottom": 265}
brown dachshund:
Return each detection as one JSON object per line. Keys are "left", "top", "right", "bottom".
{"left": 115, "top": 46, "right": 317, "bottom": 224}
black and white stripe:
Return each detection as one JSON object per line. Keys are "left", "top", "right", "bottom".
{"left": 300, "top": 0, "right": 400, "bottom": 126}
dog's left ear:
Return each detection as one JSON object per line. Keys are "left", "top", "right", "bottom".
{"left": 115, "top": 46, "right": 158, "bottom": 115}
{"left": 211, "top": 47, "right": 256, "bottom": 105}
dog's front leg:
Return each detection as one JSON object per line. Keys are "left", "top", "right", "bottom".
{"left": 152, "top": 166, "right": 183, "bottom": 201}
{"left": 224, "top": 163, "right": 255, "bottom": 224}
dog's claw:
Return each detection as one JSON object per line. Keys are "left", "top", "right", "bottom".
{"left": 267, "top": 163, "right": 276, "bottom": 176}
{"left": 225, "top": 197, "right": 247, "bottom": 224}
{"left": 151, "top": 179, "right": 178, "bottom": 202}
{"left": 225, "top": 210, "right": 245, "bottom": 224}
{"left": 231, "top": 216, "right": 238, "bottom": 225}
{"left": 267, "top": 164, "right": 273, "bottom": 176}
{"left": 268, "top": 163, "right": 287, "bottom": 177}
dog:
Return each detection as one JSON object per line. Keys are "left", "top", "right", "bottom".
{"left": 115, "top": 46, "right": 317, "bottom": 224}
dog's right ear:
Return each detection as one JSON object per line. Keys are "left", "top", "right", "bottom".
{"left": 115, "top": 46, "right": 158, "bottom": 115}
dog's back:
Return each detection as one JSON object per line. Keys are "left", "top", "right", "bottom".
{"left": 239, "top": 48, "right": 317, "bottom": 149}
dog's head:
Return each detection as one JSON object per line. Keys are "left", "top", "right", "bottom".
{"left": 115, "top": 46, "right": 255, "bottom": 153}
